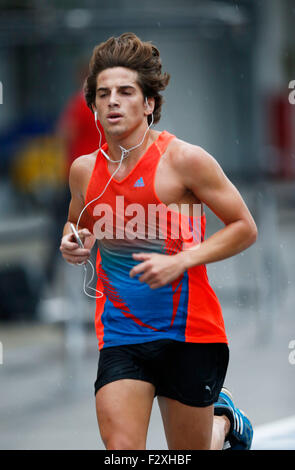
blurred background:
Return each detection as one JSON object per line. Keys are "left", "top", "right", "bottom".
{"left": 0, "top": 0, "right": 295, "bottom": 450}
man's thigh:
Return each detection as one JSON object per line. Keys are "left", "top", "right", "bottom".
{"left": 156, "top": 342, "right": 229, "bottom": 407}
{"left": 96, "top": 378, "right": 155, "bottom": 450}
{"left": 157, "top": 396, "right": 213, "bottom": 450}
{"left": 94, "top": 340, "right": 175, "bottom": 449}
{"left": 155, "top": 342, "right": 229, "bottom": 449}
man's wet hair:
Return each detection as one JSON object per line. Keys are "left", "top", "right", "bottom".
{"left": 84, "top": 32, "right": 170, "bottom": 125}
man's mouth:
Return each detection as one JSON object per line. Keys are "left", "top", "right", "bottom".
{"left": 107, "top": 112, "right": 123, "bottom": 123}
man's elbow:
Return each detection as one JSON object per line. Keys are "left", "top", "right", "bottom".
{"left": 237, "top": 219, "right": 258, "bottom": 251}
{"left": 246, "top": 221, "right": 258, "bottom": 247}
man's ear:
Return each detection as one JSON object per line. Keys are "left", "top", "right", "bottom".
{"left": 144, "top": 97, "right": 155, "bottom": 116}
{"left": 92, "top": 105, "right": 98, "bottom": 120}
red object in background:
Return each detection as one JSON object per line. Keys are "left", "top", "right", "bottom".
{"left": 57, "top": 89, "right": 106, "bottom": 172}
{"left": 268, "top": 94, "right": 295, "bottom": 179}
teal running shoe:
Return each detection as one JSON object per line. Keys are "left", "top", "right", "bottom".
{"left": 214, "top": 388, "right": 253, "bottom": 450}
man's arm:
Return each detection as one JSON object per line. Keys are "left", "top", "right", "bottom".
{"left": 130, "top": 143, "right": 257, "bottom": 288}
{"left": 176, "top": 143, "right": 258, "bottom": 269}
{"left": 60, "top": 158, "right": 96, "bottom": 265}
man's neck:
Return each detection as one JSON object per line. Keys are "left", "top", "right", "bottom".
{"left": 104, "top": 123, "right": 155, "bottom": 164}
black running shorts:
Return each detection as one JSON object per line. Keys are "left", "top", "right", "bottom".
{"left": 94, "top": 340, "right": 229, "bottom": 407}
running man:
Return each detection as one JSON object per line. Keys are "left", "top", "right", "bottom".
{"left": 60, "top": 33, "right": 257, "bottom": 450}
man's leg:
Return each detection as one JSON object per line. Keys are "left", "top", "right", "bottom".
{"left": 211, "top": 415, "right": 231, "bottom": 450}
{"left": 156, "top": 342, "right": 230, "bottom": 450}
{"left": 157, "top": 396, "right": 214, "bottom": 450}
{"left": 213, "top": 388, "right": 254, "bottom": 450}
{"left": 96, "top": 379, "right": 155, "bottom": 450}
{"left": 158, "top": 395, "right": 250, "bottom": 450}
{"left": 158, "top": 396, "right": 230, "bottom": 450}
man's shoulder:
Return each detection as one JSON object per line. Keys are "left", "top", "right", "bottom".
{"left": 70, "top": 151, "right": 98, "bottom": 173}
{"left": 69, "top": 151, "right": 99, "bottom": 187}
{"left": 165, "top": 134, "right": 209, "bottom": 170}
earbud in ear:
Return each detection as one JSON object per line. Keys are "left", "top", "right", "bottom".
{"left": 94, "top": 111, "right": 98, "bottom": 121}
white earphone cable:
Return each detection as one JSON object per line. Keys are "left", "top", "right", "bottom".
{"left": 75, "top": 105, "right": 154, "bottom": 299}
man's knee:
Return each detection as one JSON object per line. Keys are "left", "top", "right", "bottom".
{"left": 103, "top": 433, "right": 145, "bottom": 450}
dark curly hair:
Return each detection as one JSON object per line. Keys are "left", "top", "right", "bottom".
{"left": 84, "top": 33, "right": 170, "bottom": 125}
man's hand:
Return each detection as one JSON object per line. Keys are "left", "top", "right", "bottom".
{"left": 130, "top": 252, "right": 186, "bottom": 289}
{"left": 60, "top": 228, "right": 94, "bottom": 265}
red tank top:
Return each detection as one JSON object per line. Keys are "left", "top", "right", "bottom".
{"left": 85, "top": 131, "right": 228, "bottom": 349}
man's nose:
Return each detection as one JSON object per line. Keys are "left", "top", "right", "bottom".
{"left": 109, "top": 90, "right": 120, "bottom": 107}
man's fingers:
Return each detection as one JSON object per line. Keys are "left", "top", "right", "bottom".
{"left": 63, "top": 239, "right": 80, "bottom": 250}
{"left": 130, "top": 252, "right": 153, "bottom": 277}
{"left": 132, "top": 252, "right": 152, "bottom": 261}
{"left": 138, "top": 271, "right": 155, "bottom": 284}
{"left": 81, "top": 228, "right": 91, "bottom": 235}
{"left": 66, "top": 254, "right": 90, "bottom": 264}
{"left": 129, "top": 260, "right": 151, "bottom": 278}
{"left": 149, "top": 282, "right": 160, "bottom": 290}
{"left": 60, "top": 244, "right": 91, "bottom": 257}
{"left": 79, "top": 229, "right": 92, "bottom": 240}
{"left": 60, "top": 243, "right": 87, "bottom": 252}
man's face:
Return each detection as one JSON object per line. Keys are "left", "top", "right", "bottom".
{"left": 94, "top": 66, "right": 148, "bottom": 138}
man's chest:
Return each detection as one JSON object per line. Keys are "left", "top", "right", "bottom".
{"left": 82, "top": 151, "right": 200, "bottom": 212}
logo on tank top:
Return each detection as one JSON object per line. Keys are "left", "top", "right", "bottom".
{"left": 134, "top": 177, "right": 145, "bottom": 187}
